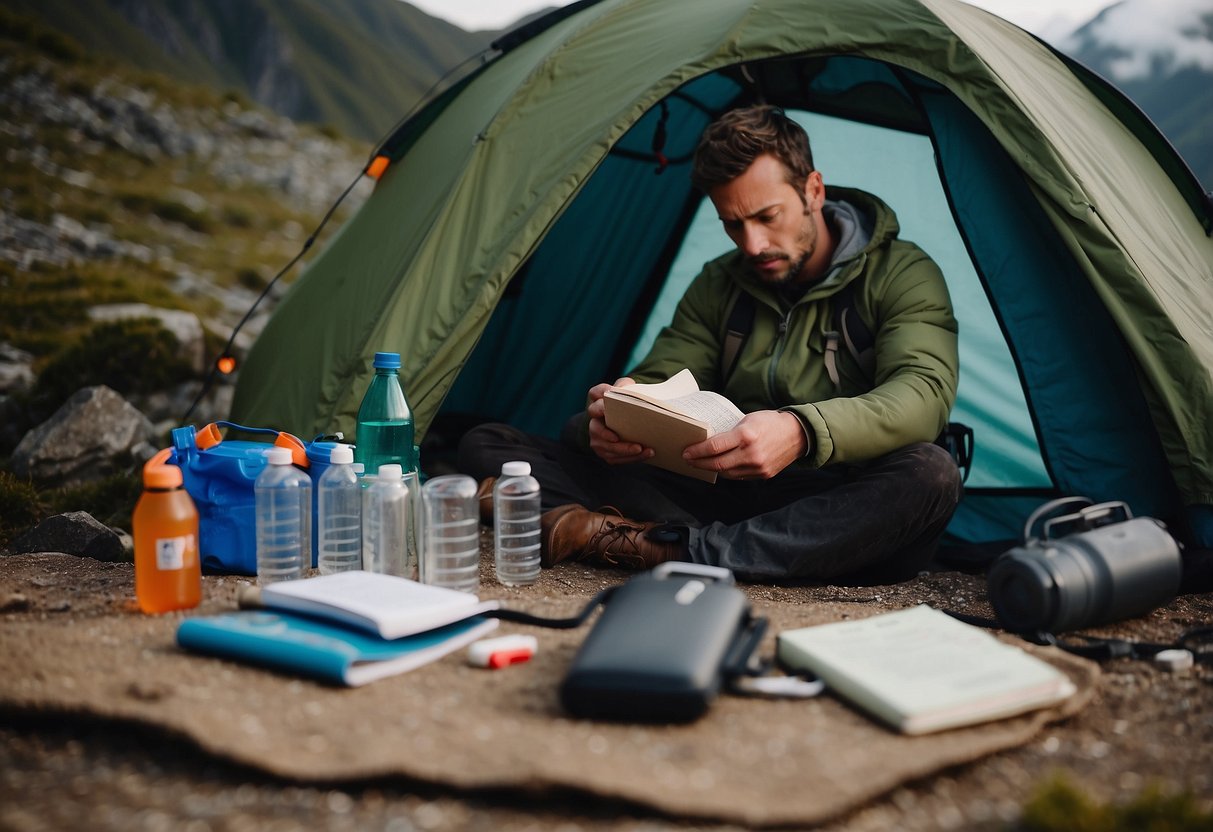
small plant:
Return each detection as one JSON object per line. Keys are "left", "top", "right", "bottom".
{"left": 46, "top": 473, "right": 143, "bottom": 536}
{"left": 0, "top": 470, "right": 45, "bottom": 548}
{"left": 116, "top": 192, "right": 213, "bottom": 233}
{"left": 1018, "top": 775, "right": 1213, "bottom": 832}
{"left": 236, "top": 266, "right": 267, "bottom": 291}
{"left": 34, "top": 318, "right": 197, "bottom": 408}
{"left": 0, "top": 9, "right": 85, "bottom": 63}
{"left": 222, "top": 205, "right": 255, "bottom": 229}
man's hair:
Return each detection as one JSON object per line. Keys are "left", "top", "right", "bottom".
{"left": 690, "top": 105, "right": 814, "bottom": 194}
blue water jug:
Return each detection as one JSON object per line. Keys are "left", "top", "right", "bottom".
{"left": 169, "top": 422, "right": 311, "bottom": 575}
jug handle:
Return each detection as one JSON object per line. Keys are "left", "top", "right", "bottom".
{"left": 195, "top": 421, "right": 310, "bottom": 468}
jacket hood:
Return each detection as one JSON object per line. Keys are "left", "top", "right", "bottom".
{"left": 729, "top": 185, "right": 903, "bottom": 300}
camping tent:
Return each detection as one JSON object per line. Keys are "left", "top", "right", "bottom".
{"left": 231, "top": 0, "right": 1213, "bottom": 548}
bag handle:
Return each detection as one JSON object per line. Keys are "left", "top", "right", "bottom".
{"left": 194, "top": 421, "right": 309, "bottom": 468}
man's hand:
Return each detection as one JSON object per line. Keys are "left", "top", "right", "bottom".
{"left": 586, "top": 377, "right": 654, "bottom": 465}
{"left": 682, "top": 410, "right": 807, "bottom": 480}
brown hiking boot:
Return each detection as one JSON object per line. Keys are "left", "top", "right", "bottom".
{"left": 540, "top": 504, "right": 685, "bottom": 570}
{"left": 476, "top": 477, "right": 495, "bottom": 525}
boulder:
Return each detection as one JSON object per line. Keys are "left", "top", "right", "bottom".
{"left": 3, "top": 512, "right": 127, "bottom": 562}
{"left": 88, "top": 303, "right": 207, "bottom": 374}
{"left": 10, "top": 386, "right": 155, "bottom": 487}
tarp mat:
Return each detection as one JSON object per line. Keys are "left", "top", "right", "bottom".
{"left": 0, "top": 554, "right": 1097, "bottom": 828}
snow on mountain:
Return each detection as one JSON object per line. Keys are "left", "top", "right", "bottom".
{"left": 1063, "top": 0, "right": 1213, "bottom": 82}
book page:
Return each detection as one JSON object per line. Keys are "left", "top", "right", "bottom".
{"left": 660, "top": 391, "right": 744, "bottom": 435}
{"left": 602, "top": 369, "right": 744, "bottom": 484}
{"left": 613, "top": 368, "right": 701, "bottom": 403}
{"left": 609, "top": 369, "right": 743, "bottom": 433}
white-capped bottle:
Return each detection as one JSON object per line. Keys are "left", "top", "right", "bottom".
{"left": 317, "top": 444, "right": 361, "bottom": 575}
{"left": 362, "top": 463, "right": 413, "bottom": 578}
{"left": 422, "top": 474, "right": 481, "bottom": 593}
{"left": 254, "top": 446, "right": 312, "bottom": 585}
{"left": 493, "top": 461, "right": 541, "bottom": 587}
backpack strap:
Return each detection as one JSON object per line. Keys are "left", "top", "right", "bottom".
{"left": 723, "top": 282, "right": 876, "bottom": 393}
{"left": 721, "top": 290, "right": 756, "bottom": 386}
{"left": 824, "top": 279, "right": 876, "bottom": 394}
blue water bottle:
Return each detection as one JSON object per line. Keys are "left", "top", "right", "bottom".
{"left": 355, "top": 352, "right": 416, "bottom": 475}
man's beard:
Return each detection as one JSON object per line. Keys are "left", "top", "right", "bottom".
{"left": 748, "top": 250, "right": 810, "bottom": 285}
{"left": 747, "top": 208, "right": 816, "bottom": 285}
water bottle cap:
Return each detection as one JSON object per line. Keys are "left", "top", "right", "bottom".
{"left": 372, "top": 351, "right": 401, "bottom": 369}
{"left": 142, "top": 448, "right": 183, "bottom": 489}
{"left": 501, "top": 460, "right": 531, "bottom": 477}
{"left": 329, "top": 444, "right": 354, "bottom": 465}
{"left": 377, "top": 463, "right": 403, "bottom": 480}
{"left": 266, "top": 447, "right": 293, "bottom": 465}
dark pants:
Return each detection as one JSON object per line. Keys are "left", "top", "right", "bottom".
{"left": 458, "top": 419, "right": 962, "bottom": 585}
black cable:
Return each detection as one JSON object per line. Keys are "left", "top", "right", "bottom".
{"left": 487, "top": 587, "right": 615, "bottom": 629}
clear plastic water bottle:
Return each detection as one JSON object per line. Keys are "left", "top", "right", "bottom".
{"left": 355, "top": 352, "right": 416, "bottom": 476}
{"left": 362, "top": 463, "right": 413, "bottom": 578}
{"left": 422, "top": 474, "right": 481, "bottom": 593}
{"left": 255, "top": 446, "right": 312, "bottom": 585}
{"left": 317, "top": 444, "right": 361, "bottom": 575}
{"left": 494, "top": 461, "right": 541, "bottom": 587}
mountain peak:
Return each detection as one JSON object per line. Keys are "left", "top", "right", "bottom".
{"left": 1065, "top": 0, "right": 1213, "bottom": 82}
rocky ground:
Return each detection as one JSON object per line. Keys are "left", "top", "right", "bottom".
{"left": 1, "top": 543, "right": 1211, "bottom": 832}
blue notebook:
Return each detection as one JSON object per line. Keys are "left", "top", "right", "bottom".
{"left": 177, "top": 610, "right": 499, "bottom": 686}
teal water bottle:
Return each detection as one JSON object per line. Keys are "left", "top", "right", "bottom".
{"left": 355, "top": 351, "right": 416, "bottom": 475}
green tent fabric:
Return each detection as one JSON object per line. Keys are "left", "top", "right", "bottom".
{"left": 231, "top": 0, "right": 1213, "bottom": 547}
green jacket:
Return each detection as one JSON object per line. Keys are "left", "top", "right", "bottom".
{"left": 629, "top": 186, "right": 959, "bottom": 468}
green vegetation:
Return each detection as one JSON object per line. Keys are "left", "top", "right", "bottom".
{"left": 1018, "top": 776, "right": 1213, "bottom": 832}
{"left": 46, "top": 473, "right": 144, "bottom": 541}
{"left": 0, "top": 19, "right": 363, "bottom": 542}
{"left": 0, "top": 471, "right": 43, "bottom": 548}
{"left": 0, "top": 469, "right": 141, "bottom": 551}
{"left": 34, "top": 319, "right": 195, "bottom": 404}
{"left": 0, "top": 7, "right": 85, "bottom": 63}
{"left": 0, "top": 15, "right": 362, "bottom": 355}
{"left": 0, "top": 261, "right": 195, "bottom": 358}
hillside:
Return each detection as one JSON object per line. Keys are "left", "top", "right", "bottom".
{"left": 1064, "top": 0, "right": 1213, "bottom": 189}
{"left": 2, "top": 0, "right": 495, "bottom": 143}
{"left": 0, "top": 13, "right": 371, "bottom": 481}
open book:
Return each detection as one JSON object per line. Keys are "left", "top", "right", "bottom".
{"left": 602, "top": 369, "right": 744, "bottom": 483}
{"left": 246, "top": 570, "right": 500, "bottom": 639}
{"left": 777, "top": 605, "right": 1077, "bottom": 735}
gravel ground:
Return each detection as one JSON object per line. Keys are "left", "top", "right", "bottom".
{"left": 2, "top": 544, "right": 1211, "bottom": 832}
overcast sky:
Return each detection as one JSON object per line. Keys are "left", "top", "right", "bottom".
{"left": 406, "top": 0, "right": 1116, "bottom": 38}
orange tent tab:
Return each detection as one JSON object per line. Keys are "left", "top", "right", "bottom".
{"left": 366, "top": 155, "right": 390, "bottom": 180}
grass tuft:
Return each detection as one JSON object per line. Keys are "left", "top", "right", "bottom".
{"left": 1019, "top": 776, "right": 1213, "bottom": 832}
{"left": 0, "top": 470, "right": 45, "bottom": 548}
{"left": 34, "top": 318, "right": 196, "bottom": 407}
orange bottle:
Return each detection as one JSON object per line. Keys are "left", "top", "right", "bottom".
{"left": 133, "top": 449, "right": 202, "bottom": 613}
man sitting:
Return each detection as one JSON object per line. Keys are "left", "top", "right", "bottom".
{"left": 460, "top": 105, "right": 961, "bottom": 584}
